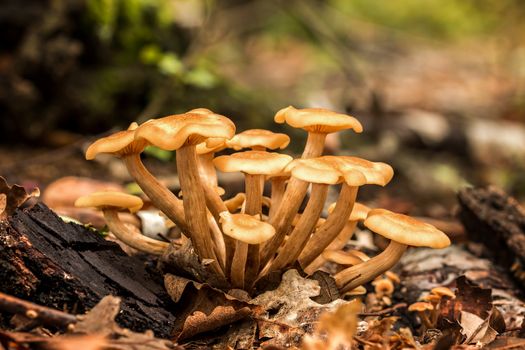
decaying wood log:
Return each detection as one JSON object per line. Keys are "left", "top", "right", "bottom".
{"left": 0, "top": 202, "right": 175, "bottom": 337}
{"left": 457, "top": 186, "right": 525, "bottom": 289}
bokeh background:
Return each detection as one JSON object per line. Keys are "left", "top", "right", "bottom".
{"left": 1, "top": 0, "right": 525, "bottom": 216}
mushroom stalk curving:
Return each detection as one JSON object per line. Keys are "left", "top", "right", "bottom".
{"left": 176, "top": 145, "right": 223, "bottom": 276}
{"left": 335, "top": 240, "right": 407, "bottom": 293}
{"left": 304, "top": 221, "right": 358, "bottom": 274}
{"left": 103, "top": 209, "right": 169, "bottom": 255}
{"left": 299, "top": 184, "right": 358, "bottom": 268}
{"left": 244, "top": 173, "right": 263, "bottom": 286}
{"left": 268, "top": 177, "right": 286, "bottom": 220}
{"left": 123, "top": 154, "right": 188, "bottom": 233}
{"left": 267, "top": 183, "right": 328, "bottom": 272}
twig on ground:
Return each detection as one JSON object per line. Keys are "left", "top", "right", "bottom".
{"left": 0, "top": 291, "right": 77, "bottom": 328}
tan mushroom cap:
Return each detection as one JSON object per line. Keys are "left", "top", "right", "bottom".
{"left": 213, "top": 151, "right": 293, "bottom": 175}
{"left": 85, "top": 122, "right": 148, "bottom": 160}
{"left": 431, "top": 287, "right": 455, "bottom": 298}
{"left": 196, "top": 138, "right": 227, "bottom": 154}
{"left": 284, "top": 157, "right": 367, "bottom": 186}
{"left": 226, "top": 129, "right": 290, "bottom": 150}
{"left": 75, "top": 191, "right": 143, "bottom": 213}
{"left": 219, "top": 211, "right": 276, "bottom": 244}
{"left": 372, "top": 278, "right": 395, "bottom": 295}
{"left": 326, "top": 156, "right": 394, "bottom": 187}
{"left": 134, "top": 110, "right": 235, "bottom": 150}
{"left": 364, "top": 209, "right": 451, "bottom": 248}
{"left": 275, "top": 106, "right": 363, "bottom": 134}
{"left": 408, "top": 302, "right": 434, "bottom": 312}
{"left": 344, "top": 285, "right": 367, "bottom": 296}
{"left": 322, "top": 250, "right": 365, "bottom": 265}
{"left": 328, "top": 202, "right": 370, "bottom": 221}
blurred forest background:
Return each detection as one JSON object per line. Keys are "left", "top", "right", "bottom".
{"left": 1, "top": 0, "right": 525, "bottom": 213}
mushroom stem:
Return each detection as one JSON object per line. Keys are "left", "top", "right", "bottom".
{"left": 269, "top": 177, "right": 286, "bottom": 220}
{"left": 335, "top": 241, "right": 407, "bottom": 293}
{"left": 202, "top": 184, "right": 235, "bottom": 275}
{"left": 267, "top": 183, "right": 328, "bottom": 272}
{"left": 123, "top": 154, "right": 188, "bottom": 233}
{"left": 176, "top": 145, "right": 223, "bottom": 276}
{"left": 260, "top": 132, "right": 326, "bottom": 266}
{"left": 103, "top": 209, "right": 169, "bottom": 255}
{"left": 244, "top": 173, "right": 263, "bottom": 287}
{"left": 244, "top": 174, "right": 263, "bottom": 215}
{"left": 302, "top": 132, "right": 327, "bottom": 158}
{"left": 304, "top": 221, "right": 358, "bottom": 274}
{"left": 419, "top": 311, "right": 433, "bottom": 329}
{"left": 299, "top": 184, "right": 358, "bottom": 268}
{"left": 198, "top": 152, "right": 219, "bottom": 189}
{"left": 230, "top": 241, "right": 248, "bottom": 289}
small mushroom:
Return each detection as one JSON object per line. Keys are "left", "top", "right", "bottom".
{"left": 322, "top": 250, "right": 367, "bottom": 266}
{"left": 75, "top": 191, "right": 169, "bottom": 255}
{"left": 408, "top": 302, "right": 434, "bottom": 329}
{"left": 335, "top": 209, "right": 450, "bottom": 293}
{"left": 219, "top": 211, "right": 275, "bottom": 289}
{"left": 226, "top": 129, "right": 290, "bottom": 151}
{"left": 214, "top": 150, "right": 292, "bottom": 282}
{"left": 372, "top": 278, "right": 394, "bottom": 297}
{"left": 134, "top": 109, "right": 235, "bottom": 275}
{"left": 85, "top": 122, "right": 188, "bottom": 233}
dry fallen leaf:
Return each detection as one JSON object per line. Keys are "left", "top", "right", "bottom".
{"left": 250, "top": 269, "right": 348, "bottom": 347}
{"left": 164, "top": 274, "right": 258, "bottom": 341}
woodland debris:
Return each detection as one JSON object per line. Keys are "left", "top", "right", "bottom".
{"left": 458, "top": 186, "right": 525, "bottom": 290}
{"left": 0, "top": 197, "right": 175, "bottom": 337}
{"left": 0, "top": 296, "right": 178, "bottom": 350}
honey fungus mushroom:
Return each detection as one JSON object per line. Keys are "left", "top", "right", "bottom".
{"left": 335, "top": 209, "right": 451, "bottom": 293}
{"left": 134, "top": 108, "right": 235, "bottom": 275}
{"left": 219, "top": 211, "right": 276, "bottom": 289}
{"left": 263, "top": 107, "right": 363, "bottom": 267}
{"left": 75, "top": 191, "right": 169, "bottom": 255}
{"left": 85, "top": 121, "right": 188, "bottom": 233}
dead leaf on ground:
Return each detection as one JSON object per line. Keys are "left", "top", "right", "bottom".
{"left": 250, "top": 269, "right": 348, "bottom": 348}
{"left": 164, "top": 274, "right": 259, "bottom": 342}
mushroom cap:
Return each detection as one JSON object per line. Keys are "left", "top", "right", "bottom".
{"left": 322, "top": 250, "right": 365, "bottom": 266}
{"left": 372, "top": 278, "right": 395, "bottom": 295}
{"left": 408, "top": 302, "right": 434, "bottom": 312}
{"left": 85, "top": 122, "right": 147, "bottom": 160}
{"left": 219, "top": 211, "right": 276, "bottom": 244}
{"left": 325, "top": 156, "right": 394, "bottom": 186}
{"left": 284, "top": 157, "right": 367, "bottom": 186}
{"left": 274, "top": 106, "right": 363, "bottom": 134}
{"left": 213, "top": 151, "right": 293, "bottom": 176}
{"left": 224, "top": 192, "right": 246, "bottom": 212}
{"left": 226, "top": 129, "right": 290, "bottom": 150}
{"left": 364, "top": 209, "right": 451, "bottom": 248}
{"left": 196, "top": 138, "right": 227, "bottom": 154}
{"left": 328, "top": 202, "right": 370, "bottom": 221}
{"left": 344, "top": 285, "right": 367, "bottom": 296}
{"left": 75, "top": 191, "right": 143, "bottom": 213}
{"left": 134, "top": 109, "right": 235, "bottom": 150}
{"left": 385, "top": 271, "right": 401, "bottom": 284}
{"left": 430, "top": 287, "right": 455, "bottom": 298}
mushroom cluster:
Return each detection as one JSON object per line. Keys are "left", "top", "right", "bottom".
{"left": 76, "top": 106, "right": 450, "bottom": 292}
